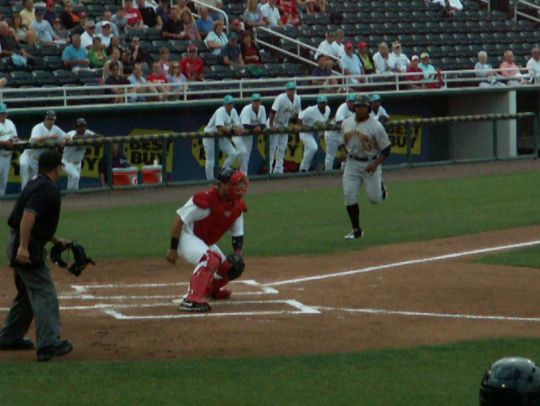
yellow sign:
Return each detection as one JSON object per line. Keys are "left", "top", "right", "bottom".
{"left": 387, "top": 115, "right": 423, "bottom": 155}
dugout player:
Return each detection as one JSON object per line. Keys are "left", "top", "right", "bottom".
{"left": 0, "top": 150, "right": 73, "bottom": 362}
{"left": 297, "top": 95, "right": 330, "bottom": 172}
{"left": 341, "top": 95, "right": 390, "bottom": 239}
{"left": 236, "top": 93, "right": 266, "bottom": 174}
{"left": 166, "top": 167, "right": 249, "bottom": 313}
{"left": 62, "top": 118, "right": 97, "bottom": 190}
{"left": 0, "top": 103, "right": 19, "bottom": 196}
{"left": 324, "top": 94, "right": 356, "bottom": 171}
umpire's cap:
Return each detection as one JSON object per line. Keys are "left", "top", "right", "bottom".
{"left": 38, "top": 150, "right": 63, "bottom": 172}
{"left": 76, "top": 118, "right": 87, "bottom": 126}
{"left": 355, "top": 95, "right": 371, "bottom": 107}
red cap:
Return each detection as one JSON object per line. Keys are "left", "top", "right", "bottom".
{"left": 345, "top": 41, "right": 353, "bottom": 49}
{"left": 46, "top": 0, "right": 55, "bottom": 7}
{"left": 232, "top": 18, "right": 241, "bottom": 26}
{"left": 188, "top": 44, "right": 197, "bottom": 52}
{"left": 79, "top": 11, "right": 87, "bottom": 18}
{"left": 358, "top": 41, "right": 367, "bottom": 49}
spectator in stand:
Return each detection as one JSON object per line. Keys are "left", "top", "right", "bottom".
{"left": 80, "top": 20, "right": 96, "bottom": 49}
{"left": 124, "top": 0, "right": 145, "bottom": 32}
{"left": 158, "top": 46, "right": 171, "bottom": 74}
{"left": 12, "top": 14, "right": 36, "bottom": 46}
{"left": 112, "top": 8, "right": 128, "bottom": 34}
{"left": 195, "top": 0, "right": 224, "bottom": 22}
{"left": 137, "top": 0, "right": 161, "bottom": 29}
{"left": 120, "top": 48, "right": 134, "bottom": 75}
{"left": 373, "top": 42, "right": 398, "bottom": 75}
{"left": 176, "top": 0, "right": 196, "bottom": 19}
{"left": 62, "top": 33, "right": 89, "bottom": 71}
{"left": 156, "top": 0, "right": 171, "bottom": 25}
{"left": 243, "top": 0, "right": 265, "bottom": 30}
{"left": 88, "top": 36, "right": 107, "bottom": 68}
{"left": 241, "top": 32, "right": 261, "bottom": 65}
{"left": 474, "top": 51, "right": 503, "bottom": 87}
{"left": 128, "top": 62, "right": 161, "bottom": 102}
{"left": 106, "top": 36, "right": 126, "bottom": 56}
{"left": 431, "top": 0, "right": 463, "bottom": 16}
{"left": 390, "top": 41, "right": 409, "bottom": 73}
{"left": 358, "top": 41, "right": 375, "bottom": 75}
{"left": 196, "top": 7, "right": 214, "bottom": 38}
{"left": 315, "top": 31, "right": 339, "bottom": 69}
{"left": 20, "top": 0, "right": 36, "bottom": 29}
{"left": 419, "top": 52, "right": 441, "bottom": 88}
{"left": 221, "top": 33, "right": 244, "bottom": 67}
{"left": 44, "top": 0, "right": 58, "bottom": 27}
{"left": 103, "top": 48, "right": 124, "bottom": 80}
{"left": 130, "top": 36, "right": 152, "bottom": 68}
{"left": 260, "top": 0, "right": 283, "bottom": 27}
{"left": 71, "top": 12, "right": 88, "bottom": 36}
{"left": 60, "top": 0, "right": 81, "bottom": 31}
{"left": 161, "top": 8, "right": 183, "bottom": 39}
{"left": 340, "top": 41, "right": 363, "bottom": 85}
{"left": 230, "top": 19, "right": 245, "bottom": 38}
{"left": 147, "top": 61, "right": 169, "bottom": 98}
{"left": 33, "top": 6, "right": 57, "bottom": 44}
{"left": 276, "top": 0, "right": 300, "bottom": 26}
{"left": 499, "top": 50, "right": 524, "bottom": 85}
{"left": 53, "top": 18, "right": 70, "bottom": 43}
{"left": 405, "top": 55, "right": 425, "bottom": 88}
{"left": 312, "top": 54, "right": 338, "bottom": 93}
{"left": 167, "top": 61, "right": 187, "bottom": 95}
{"left": 527, "top": 47, "right": 540, "bottom": 84}
{"left": 96, "top": 10, "right": 120, "bottom": 37}
{"left": 332, "top": 29, "right": 346, "bottom": 59}
{"left": 97, "top": 21, "right": 113, "bottom": 48}
{"left": 180, "top": 9, "right": 201, "bottom": 41}
{"left": 180, "top": 44, "right": 204, "bottom": 81}
{"left": 305, "top": 0, "right": 327, "bottom": 15}
{"left": 0, "top": 21, "right": 35, "bottom": 66}
{"left": 105, "top": 61, "right": 129, "bottom": 104}
{"left": 205, "top": 20, "right": 228, "bottom": 56}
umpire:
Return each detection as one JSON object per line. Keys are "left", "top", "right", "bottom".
{"left": 0, "top": 149, "right": 73, "bottom": 362}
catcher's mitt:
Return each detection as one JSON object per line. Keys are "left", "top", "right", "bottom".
{"left": 226, "top": 253, "right": 245, "bottom": 280}
{"left": 50, "top": 242, "right": 95, "bottom": 277}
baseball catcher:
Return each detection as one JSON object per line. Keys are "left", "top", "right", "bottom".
{"left": 50, "top": 241, "right": 95, "bottom": 276}
{"left": 166, "top": 167, "right": 249, "bottom": 313}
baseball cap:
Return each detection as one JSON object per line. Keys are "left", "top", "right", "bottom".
{"left": 86, "top": 20, "right": 96, "bottom": 28}
{"left": 370, "top": 94, "right": 381, "bottom": 102}
{"left": 285, "top": 81, "right": 296, "bottom": 90}
{"left": 420, "top": 52, "right": 429, "bottom": 59}
{"left": 232, "top": 18, "right": 241, "bottom": 26}
{"left": 45, "top": 110, "right": 56, "bottom": 119}
{"left": 345, "top": 41, "right": 353, "bottom": 49}
{"left": 35, "top": 7, "right": 46, "bottom": 15}
{"left": 317, "top": 95, "right": 328, "bottom": 104}
{"left": 46, "top": 0, "right": 55, "bottom": 6}
{"left": 38, "top": 149, "right": 63, "bottom": 172}
{"left": 358, "top": 41, "right": 368, "bottom": 49}
{"left": 223, "top": 95, "right": 235, "bottom": 105}
{"left": 251, "top": 93, "right": 261, "bottom": 101}
{"left": 392, "top": 40, "right": 401, "bottom": 48}
{"left": 76, "top": 118, "right": 87, "bottom": 126}
{"left": 0, "top": 103, "right": 7, "bottom": 113}
{"left": 411, "top": 55, "right": 419, "bottom": 61}
{"left": 102, "top": 21, "right": 110, "bottom": 27}
{"left": 79, "top": 11, "right": 87, "bottom": 18}
{"left": 345, "top": 94, "right": 357, "bottom": 102}
{"left": 188, "top": 44, "right": 197, "bottom": 52}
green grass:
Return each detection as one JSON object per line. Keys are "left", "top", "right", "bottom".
{"left": 2, "top": 169, "right": 537, "bottom": 262}
{"left": 478, "top": 245, "right": 540, "bottom": 269}
{"left": 1, "top": 338, "right": 539, "bottom": 405}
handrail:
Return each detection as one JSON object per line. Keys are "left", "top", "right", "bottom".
{"left": 514, "top": 0, "right": 540, "bottom": 23}
{"left": 188, "top": 0, "right": 229, "bottom": 33}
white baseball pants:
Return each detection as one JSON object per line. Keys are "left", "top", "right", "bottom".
{"left": 0, "top": 154, "right": 12, "bottom": 196}
{"left": 19, "top": 151, "right": 38, "bottom": 189}
{"left": 232, "top": 135, "right": 253, "bottom": 174}
{"left": 62, "top": 161, "right": 82, "bottom": 190}
{"left": 324, "top": 131, "right": 341, "bottom": 171}
{"left": 202, "top": 137, "right": 239, "bottom": 180}
{"left": 299, "top": 133, "right": 318, "bottom": 172}
{"left": 342, "top": 159, "right": 385, "bottom": 206}
{"left": 268, "top": 133, "right": 288, "bottom": 174}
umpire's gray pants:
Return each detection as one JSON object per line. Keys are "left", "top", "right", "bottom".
{"left": 0, "top": 264, "right": 61, "bottom": 351}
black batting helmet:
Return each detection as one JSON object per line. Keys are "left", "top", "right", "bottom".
{"left": 217, "top": 166, "right": 235, "bottom": 183}
{"left": 354, "top": 95, "right": 372, "bottom": 112}
{"left": 479, "top": 357, "right": 540, "bottom": 405}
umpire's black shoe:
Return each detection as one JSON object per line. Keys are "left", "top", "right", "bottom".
{"left": 37, "top": 339, "right": 73, "bottom": 362}
{"left": 0, "top": 337, "right": 34, "bottom": 350}
{"left": 344, "top": 229, "right": 364, "bottom": 240}
{"left": 179, "top": 299, "right": 211, "bottom": 313}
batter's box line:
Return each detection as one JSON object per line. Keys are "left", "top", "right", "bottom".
{"left": 101, "top": 299, "right": 320, "bottom": 320}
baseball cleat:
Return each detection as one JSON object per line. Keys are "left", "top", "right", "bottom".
{"left": 179, "top": 299, "right": 211, "bottom": 313}
{"left": 0, "top": 337, "right": 34, "bottom": 351}
{"left": 381, "top": 182, "right": 388, "bottom": 200}
{"left": 212, "top": 288, "right": 232, "bottom": 300}
{"left": 344, "top": 229, "right": 364, "bottom": 240}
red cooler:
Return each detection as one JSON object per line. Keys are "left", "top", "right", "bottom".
{"left": 142, "top": 165, "right": 162, "bottom": 184}
{"left": 112, "top": 167, "right": 139, "bottom": 186}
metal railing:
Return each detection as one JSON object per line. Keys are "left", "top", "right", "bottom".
{"left": 190, "top": 0, "right": 229, "bottom": 33}
{"left": 514, "top": 0, "right": 540, "bottom": 22}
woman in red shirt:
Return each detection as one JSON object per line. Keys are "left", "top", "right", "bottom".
{"left": 240, "top": 32, "right": 262, "bottom": 65}
{"left": 276, "top": 0, "right": 300, "bottom": 26}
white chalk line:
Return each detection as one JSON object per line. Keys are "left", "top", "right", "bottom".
{"left": 317, "top": 306, "right": 540, "bottom": 323}
{"left": 267, "top": 239, "right": 540, "bottom": 286}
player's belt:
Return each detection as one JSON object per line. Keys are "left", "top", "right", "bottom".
{"left": 348, "top": 154, "right": 376, "bottom": 162}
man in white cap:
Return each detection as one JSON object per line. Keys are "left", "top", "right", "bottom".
{"left": 268, "top": 81, "right": 302, "bottom": 174}
{"left": 324, "top": 93, "right": 356, "bottom": 170}
{"left": 80, "top": 20, "right": 96, "bottom": 49}
{"left": 389, "top": 41, "right": 410, "bottom": 73}
{"left": 0, "top": 103, "right": 19, "bottom": 196}
{"left": 236, "top": 93, "right": 266, "bottom": 174}
{"left": 19, "top": 110, "right": 66, "bottom": 189}
{"left": 202, "top": 95, "right": 242, "bottom": 180}
{"left": 62, "top": 118, "right": 97, "bottom": 190}
{"left": 297, "top": 95, "right": 331, "bottom": 172}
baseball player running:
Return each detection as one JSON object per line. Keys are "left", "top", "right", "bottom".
{"left": 203, "top": 95, "right": 242, "bottom": 180}
{"left": 166, "top": 167, "right": 249, "bottom": 313}
{"left": 19, "top": 110, "right": 66, "bottom": 189}
{"left": 235, "top": 93, "right": 266, "bottom": 174}
{"left": 62, "top": 118, "right": 97, "bottom": 190}
{"left": 341, "top": 95, "right": 391, "bottom": 239}
{"left": 297, "top": 95, "right": 330, "bottom": 172}
{"left": 268, "top": 82, "right": 302, "bottom": 174}
{"left": 0, "top": 103, "right": 19, "bottom": 196}
{"left": 324, "top": 94, "right": 356, "bottom": 171}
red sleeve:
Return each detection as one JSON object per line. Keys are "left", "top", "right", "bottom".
{"left": 180, "top": 59, "right": 188, "bottom": 76}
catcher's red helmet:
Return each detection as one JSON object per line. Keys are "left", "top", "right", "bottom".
{"left": 228, "top": 171, "right": 249, "bottom": 199}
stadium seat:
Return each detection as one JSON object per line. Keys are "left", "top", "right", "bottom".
{"left": 53, "top": 69, "right": 77, "bottom": 85}
{"left": 31, "top": 70, "right": 56, "bottom": 86}
{"left": 9, "top": 71, "right": 33, "bottom": 87}
{"left": 43, "top": 55, "right": 63, "bottom": 70}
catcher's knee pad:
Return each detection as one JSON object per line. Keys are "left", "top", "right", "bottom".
{"left": 187, "top": 251, "right": 223, "bottom": 302}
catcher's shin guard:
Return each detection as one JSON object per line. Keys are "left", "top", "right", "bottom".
{"left": 207, "top": 260, "right": 232, "bottom": 300}
{"left": 186, "top": 251, "right": 222, "bottom": 303}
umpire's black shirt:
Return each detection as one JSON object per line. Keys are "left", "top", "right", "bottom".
{"left": 8, "top": 173, "right": 61, "bottom": 243}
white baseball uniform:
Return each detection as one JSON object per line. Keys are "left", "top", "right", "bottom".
{"left": 324, "top": 101, "right": 354, "bottom": 170}
{"left": 298, "top": 104, "right": 330, "bottom": 172}
{"left": 203, "top": 106, "right": 240, "bottom": 180}
{"left": 62, "top": 129, "right": 96, "bottom": 190}
{"left": 19, "top": 122, "right": 66, "bottom": 189}
{"left": 269, "top": 92, "right": 301, "bottom": 174}
{"left": 341, "top": 115, "right": 391, "bottom": 205}
{"left": 371, "top": 106, "right": 390, "bottom": 123}
{"left": 0, "top": 118, "right": 18, "bottom": 196}
{"left": 235, "top": 103, "right": 266, "bottom": 174}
